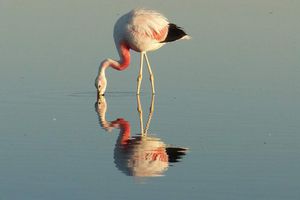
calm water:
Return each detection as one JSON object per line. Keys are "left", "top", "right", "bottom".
{"left": 1, "top": 0, "right": 300, "bottom": 199}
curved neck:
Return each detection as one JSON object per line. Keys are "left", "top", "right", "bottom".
{"left": 97, "top": 41, "right": 130, "bottom": 94}
{"left": 100, "top": 41, "right": 131, "bottom": 74}
{"left": 115, "top": 41, "right": 131, "bottom": 71}
{"left": 112, "top": 118, "right": 131, "bottom": 146}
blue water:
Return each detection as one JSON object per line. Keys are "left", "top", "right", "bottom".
{"left": 1, "top": 0, "right": 300, "bottom": 199}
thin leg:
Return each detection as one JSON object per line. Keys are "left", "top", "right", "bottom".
{"left": 144, "top": 94, "right": 155, "bottom": 134}
{"left": 144, "top": 53, "right": 155, "bottom": 94}
{"left": 136, "top": 95, "right": 144, "bottom": 135}
{"left": 137, "top": 52, "right": 144, "bottom": 95}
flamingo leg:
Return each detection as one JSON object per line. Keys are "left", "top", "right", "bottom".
{"left": 137, "top": 52, "right": 144, "bottom": 95}
{"left": 144, "top": 53, "right": 155, "bottom": 94}
{"left": 136, "top": 95, "right": 144, "bottom": 135}
{"left": 144, "top": 94, "right": 155, "bottom": 134}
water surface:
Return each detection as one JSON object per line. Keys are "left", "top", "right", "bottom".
{"left": 1, "top": 0, "right": 300, "bottom": 199}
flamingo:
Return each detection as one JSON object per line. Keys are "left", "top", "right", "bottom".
{"left": 96, "top": 8, "right": 190, "bottom": 95}
{"left": 95, "top": 95, "right": 188, "bottom": 177}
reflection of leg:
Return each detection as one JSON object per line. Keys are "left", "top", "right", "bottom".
{"left": 137, "top": 52, "right": 144, "bottom": 95}
{"left": 144, "top": 53, "right": 155, "bottom": 94}
{"left": 144, "top": 94, "right": 155, "bottom": 134}
{"left": 136, "top": 95, "right": 144, "bottom": 135}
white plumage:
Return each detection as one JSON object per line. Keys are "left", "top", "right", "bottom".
{"left": 97, "top": 8, "right": 190, "bottom": 95}
{"left": 115, "top": 9, "right": 169, "bottom": 52}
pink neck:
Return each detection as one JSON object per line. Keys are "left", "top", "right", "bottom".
{"left": 101, "top": 42, "right": 131, "bottom": 72}
{"left": 112, "top": 118, "right": 131, "bottom": 145}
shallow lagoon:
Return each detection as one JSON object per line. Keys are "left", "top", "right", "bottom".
{"left": 1, "top": 0, "right": 300, "bottom": 199}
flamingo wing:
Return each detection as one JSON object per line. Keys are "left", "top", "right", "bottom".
{"left": 127, "top": 9, "right": 169, "bottom": 41}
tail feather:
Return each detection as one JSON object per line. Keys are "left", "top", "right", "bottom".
{"left": 166, "top": 147, "right": 188, "bottom": 163}
{"left": 161, "top": 23, "right": 189, "bottom": 43}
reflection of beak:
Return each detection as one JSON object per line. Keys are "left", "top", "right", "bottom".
{"left": 96, "top": 95, "right": 112, "bottom": 132}
{"left": 97, "top": 79, "right": 107, "bottom": 96}
{"left": 95, "top": 76, "right": 105, "bottom": 95}
{"left": 97, "top": 91, "right": 105, "bottom": 99}
{"left": 96, "top": 95, "right": 105, "bottom": 105}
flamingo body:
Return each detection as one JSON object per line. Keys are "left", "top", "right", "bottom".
{"left": 114, "top": 9, "right": 169, "bottom": 52}
{"left": 97, "top": 8, "right": 190, "bottom": 95}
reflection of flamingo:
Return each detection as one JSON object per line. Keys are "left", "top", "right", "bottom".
{"left": 96, "top": 8, "right": 190, "bottom": 95}
{"left": 95, "top": 95, "right": 187, "bottom": 177}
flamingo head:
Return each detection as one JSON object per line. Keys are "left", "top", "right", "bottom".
{"left": 96, "top": 73, "right": 107, "bottom": 95}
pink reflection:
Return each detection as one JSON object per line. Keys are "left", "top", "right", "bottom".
{"left": 96, "top": 95, "right": 187, "bottom": 177}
